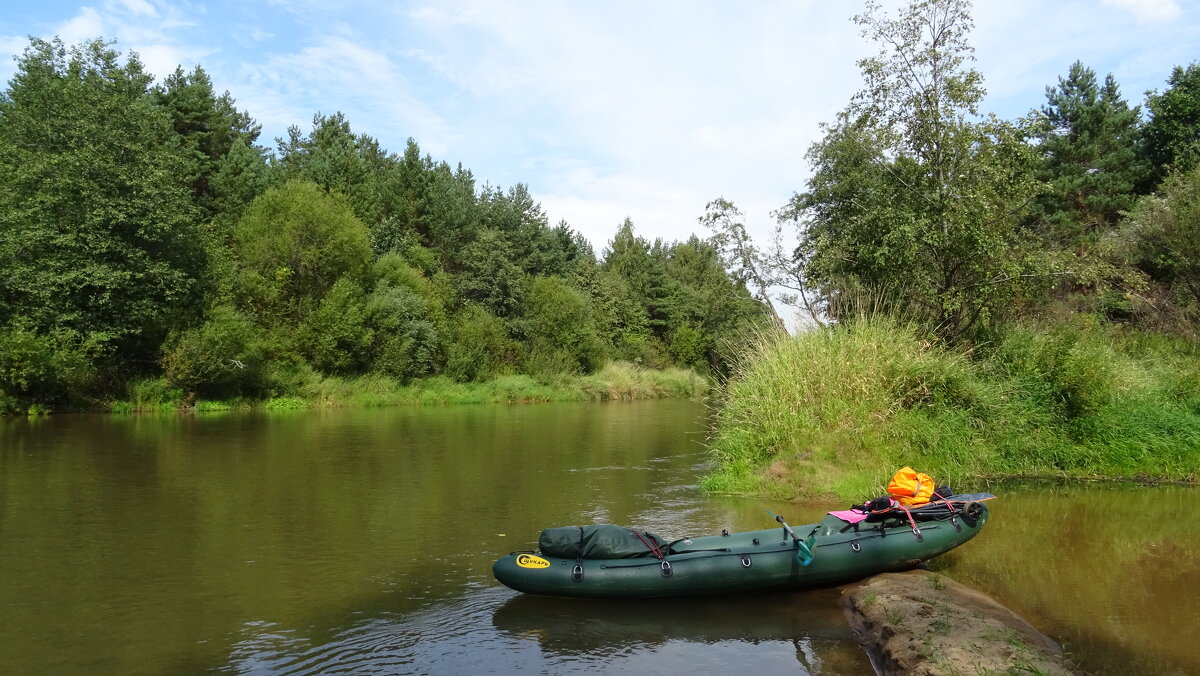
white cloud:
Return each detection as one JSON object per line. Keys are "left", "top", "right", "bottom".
{"left": 1101, "top": 0, "right": 1183, "bottom": 22}
{"left": 401, "top": 2, "right": 864, "bottom": 247}
{"left": 112, "top": 0, "right": 159, "bottom": 19}
{"left": 229, "top": 35, "right": 451, "bottom": 153}
{"left": 38, "top": 3, "right": 210, "bottom": 80}
{"left": 56, "top": 7, "right": 107, "bottom": 46}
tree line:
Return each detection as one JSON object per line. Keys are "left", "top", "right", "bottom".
{"left": 0, "top": 38, "right": 769, "bottom": 412}
{"left": 708, "top": 0, "right": 1200, "bottom": 346}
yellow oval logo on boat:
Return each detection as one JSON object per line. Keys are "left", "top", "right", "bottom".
{"left": 516, "top": 554, "right": 550, "bottom": 569}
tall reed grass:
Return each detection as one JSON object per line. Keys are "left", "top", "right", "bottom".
{"left": 703, "top": 316, "right": 1200, "bottom": 501}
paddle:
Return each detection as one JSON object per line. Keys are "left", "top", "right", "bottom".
{"left": 767, "top": 510, "right": 814, "bottom": 566}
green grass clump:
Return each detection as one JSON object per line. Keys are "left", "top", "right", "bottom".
{"left": 703, "top": 317, "right": 1200, "bottom": 501}
{"left": 60, "top": 363, "right": 706, "bottom": 416}
{"left": 264, "top": 396, "right": 310, "bottom": 411}
{"left": 273, "top": 363, "right": 706, "bottom": 410}
{"left": 113, "top": 377, "right": 186, "bottom": 413}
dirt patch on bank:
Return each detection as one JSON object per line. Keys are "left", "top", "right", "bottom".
{"left": 843, "top": 569, "right": 1079, "bottom": 675}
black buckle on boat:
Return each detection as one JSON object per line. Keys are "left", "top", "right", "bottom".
{"left": 850, "top": 541, "right": 861, "bottom": 553}
{"left": 660, "top": 561, "right": 673, "bottom": 578}
{"left": 740, "top": 554, "right": 752, "bottom": 568}
{"left": 572, "top": 564, "right": 584, "bottom": 583}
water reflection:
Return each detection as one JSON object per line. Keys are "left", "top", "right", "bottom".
{"left": 0, "top": 401, "right": 869, "bottom": 675}
{"left": 7, "top": 402, "right": 1192, "bottom": 674}
{"left": 492, "top": 589, "right": 864, "bottom": 673}
{"left": 218, "top": 585, "right": 867, "bottom": 675}
{"left": 937, "top": 481, "right": 1200, "bottom": 675}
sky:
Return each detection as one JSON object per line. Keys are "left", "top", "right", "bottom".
{"left": 1, "top": 0, "right": 1198, "bottom": 256}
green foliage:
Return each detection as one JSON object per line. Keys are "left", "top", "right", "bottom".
{"left": 151, "top": 65, "right": 262, "bottom": 219}
{"left": 455, "top": 228, "right": 527, "bottom": 317}
{"left": 1120, "top": 165, "right": 1200, "bottom": 319}
{"left": 298, "top": 277, "right": 373, "bottom": 374}
{"left": 161, "top": 305, "right": 263, "bottom": 397}
{"left": 364, "top": 275, "right": 442, "bottom": 382}
{"left": 445, "top": 304, "right": 518, "bottom": 382}
{"left": 699, "top": 199, "right": 787, "bottom": 328}
{"left": 602, "top": 219, "right": 671, "bottom": 336}
{"left": 0, "top": 35, "right": 769, "bottom": 411}
{"left": 0, "top": 326, "right": 99, "bottom": 412}
{"left": 234, "top": 179, "right": 373, "bottom": 317}
{"left": 210, "top": 138, "right": 273, "bottom": 226}
{"left": 264, "top": 396, "right": 310, "bottom": 411}
{"left": 704, "top": 316, "right": 1200, "bottom": 500}
{"left": 1033, "top": 61, "right": 1143, "bottom": 246}
{"left": 1142, "top": 63, "right": 1200, "bottom": 184}
{"left": 660, "top": 235, "right": 769, "bottom": 375}
{"left": 0, "top": 38, "right": 206, "bottom": 364}
{"left": 124, "top": 377, "right": 185, "bottom": 412}
{"left": 521, "top": 276, "right": 607, "bottom": 375}
{"left": 788, "top": 0, "right": 1041, "bottom": 342}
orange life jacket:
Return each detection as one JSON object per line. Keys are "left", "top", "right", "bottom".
{"left": 887, "top": 466, "right": 934, "bottom": 506}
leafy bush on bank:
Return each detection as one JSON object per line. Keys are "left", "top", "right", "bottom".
{"left": 702, "top": 317, "right": 1200, "bottom": 501}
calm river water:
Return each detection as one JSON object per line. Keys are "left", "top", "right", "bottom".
{"left": 0, "top": 399, "right": 1196, "bottom": 674}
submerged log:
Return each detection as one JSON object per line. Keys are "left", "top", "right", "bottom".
{"left": 842, "top": 569, "right": 1078, "bottom": 675}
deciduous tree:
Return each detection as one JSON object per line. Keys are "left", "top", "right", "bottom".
{"left": 787, "top": 0, "right": 1040, "bottom": 341}
{"left": 0, "top": 38, "right": 205, "bottom": 366}
{"left": 1142, "top": 63, "right": 1200, "bottom": 186}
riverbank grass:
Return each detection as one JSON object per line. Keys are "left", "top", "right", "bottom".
{"left": 109, "top": 361, "right": 706, "bottom": 413}
{"left": 703, "top": 317, "right": 1200, "bottom": 501}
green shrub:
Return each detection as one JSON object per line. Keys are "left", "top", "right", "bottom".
{"left": 126, "top": 377, "right": 185, "bottom": 412}
{"left": 365, "top": 280, "right": 441, "bottom": 382}
{"left": 521, "top": 276, "right": 607, "bottom": 375}
{"left": 265, "top": 396, "right": 309, "bottom": 411}
{"left": 235, "top": 180, "right": 372, "bottom": 310}
{"left": 297, "top": 277, "right": 373, "bottom": 374}
{"left": 161, "top": 305, "right": 264, "bottom": 398}
{"left": 445, "top": 304, "right": 517, "bottom": 382}
{"left": 0, "top": 326, "right": 99, "bottom": 412}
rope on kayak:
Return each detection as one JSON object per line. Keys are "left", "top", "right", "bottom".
{"left": 931, "top": 488, "right": 960, "bottom": 531}
{"left": 632, "top": 529, "right": 664, "bottom": 559}
{"left": 898, "top": 505, "right": 924, "bottom": 542}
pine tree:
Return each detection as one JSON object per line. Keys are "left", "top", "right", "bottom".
{"left": 1034, "top": 61, "right": 1143, "bottom": 247}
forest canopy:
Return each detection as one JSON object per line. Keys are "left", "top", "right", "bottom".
{"left": 0, "top": 37, "right": 769, "bottom": 412}
{"left": 4, "top": 7, "right": 1200, "bottom": 414}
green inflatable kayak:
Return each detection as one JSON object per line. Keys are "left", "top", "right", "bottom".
{"left": 493, "top": 494, "right": 991, "bottom": 598}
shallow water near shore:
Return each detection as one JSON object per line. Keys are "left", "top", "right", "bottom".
{"left": 1, "top": 400, "right": 1196, "bottom": 674}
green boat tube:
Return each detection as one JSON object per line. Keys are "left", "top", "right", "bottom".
{"left": 493, "top": 494, "right": 991, "bottom": 598}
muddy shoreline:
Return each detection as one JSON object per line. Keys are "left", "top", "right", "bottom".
{"left": 842, "top": 569, "right": 1079, "bottom": 675}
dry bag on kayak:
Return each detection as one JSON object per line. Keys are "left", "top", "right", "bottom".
{"left": 538, "top": 525, "right": 669, "bottom": 559}
{"left": 887, "top": 466, "right": 934, "bottom": 506}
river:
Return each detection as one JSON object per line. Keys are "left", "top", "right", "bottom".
{"left": 0, "top": 400, "right": 1196, "bottom": 674}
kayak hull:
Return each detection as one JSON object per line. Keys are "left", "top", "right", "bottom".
{"left": 493, "top": 502, "right": 988, "bottom": 598}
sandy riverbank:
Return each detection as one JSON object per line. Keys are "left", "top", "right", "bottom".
{"left": 842, "top": 569, "right": 1078, "bottom": 675}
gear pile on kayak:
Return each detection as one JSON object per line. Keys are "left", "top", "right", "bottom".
{"left": 493, "top": 468, "right": 993, "bottom": 598}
